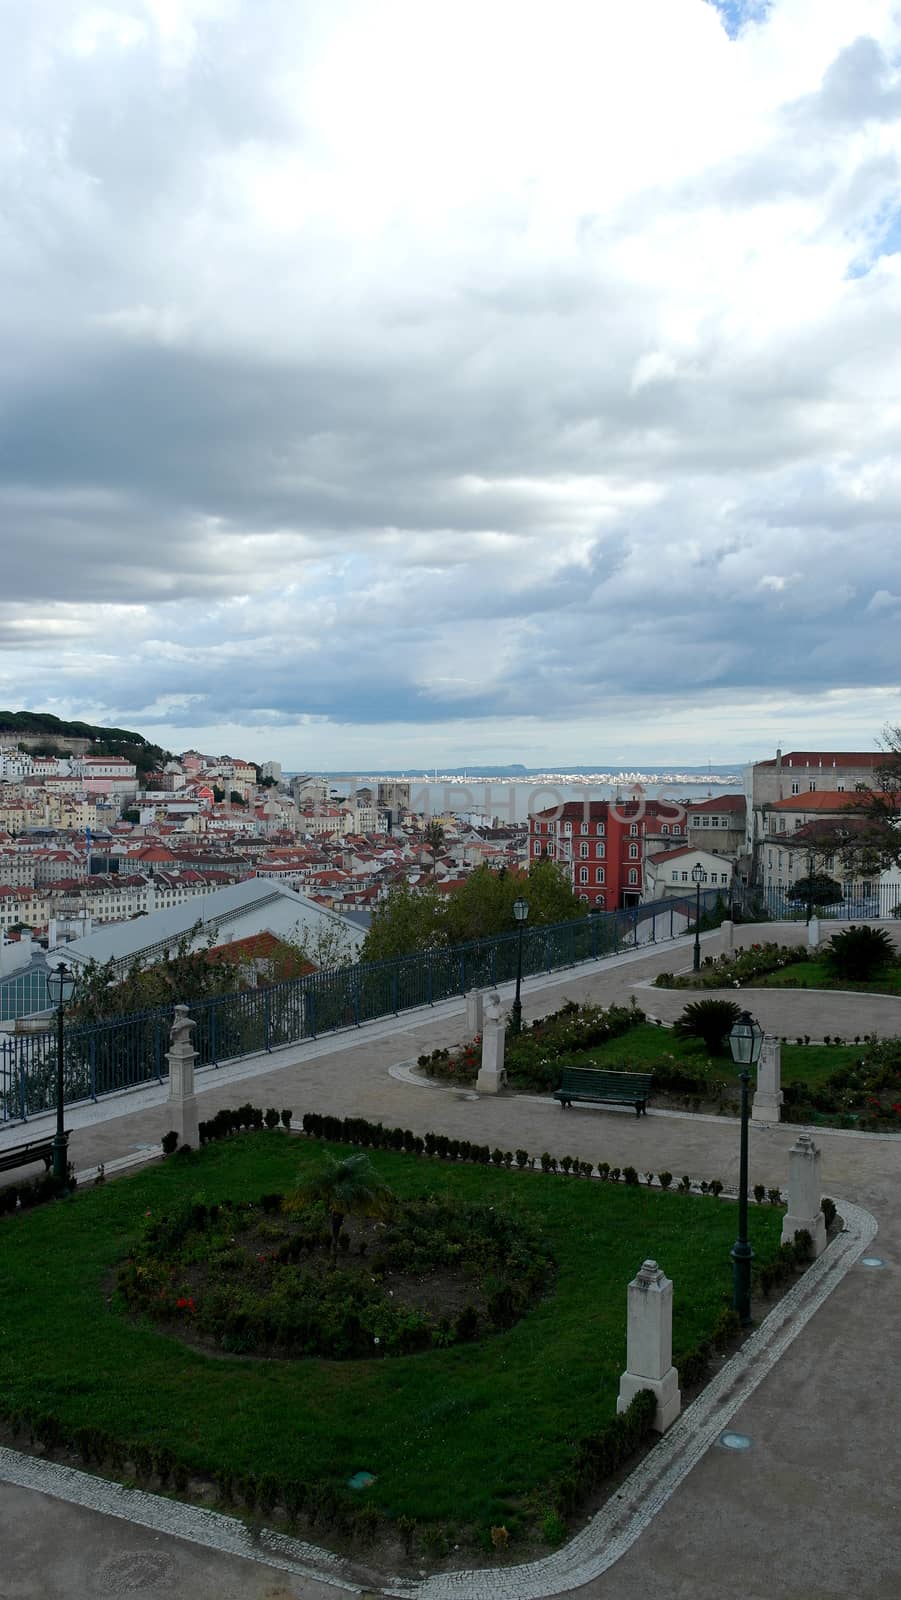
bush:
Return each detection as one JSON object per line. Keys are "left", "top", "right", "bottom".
{"left": 161, "top": 1130, "right": 179, "bottom": 1156}
{"left": 673, "top": 999, "right": 742, "bottom": 1054}
{"left": 824, "top": 925, "right": 896, "bottom": 982}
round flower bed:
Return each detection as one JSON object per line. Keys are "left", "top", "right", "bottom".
{"left": 117, "top": 1192, "right": 554, "bottom": 1359}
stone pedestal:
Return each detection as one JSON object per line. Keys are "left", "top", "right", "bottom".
{"left": 720, "top": 919, "right": 734, "bottom": 956}
{"left": 781, "top": 1133, "right": 827, "bottom": 1257}
{"left": 476, "top": 991, "right": 506, "bottom": 1094}
{"left": 166, "top": 1003, "right": 199, "bottom": 1148}
{"left": 466, "top": 988, "right": 484, "bottom": 1039}
{"left": 752, "top": 1036, "right": 783, "bottom": 1123}
{"left": 807, "top": 916, "right": 820, "bottom": 951}
{"left": 617, "top": 1259, "right": 681, "bottom": 1433}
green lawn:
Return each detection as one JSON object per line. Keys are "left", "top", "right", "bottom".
{"left": 0, "top": 1133, "right": 784, "bottom": 1534}
{"left": 753, "top": 959, "right": 901, "bottom": 996}
{"left": 581, "top": 1022, "right": 861, "bottom": 1093}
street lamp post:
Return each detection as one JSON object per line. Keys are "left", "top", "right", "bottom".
{"left": 46, "top": 960, "right": 77, "bottom": 1184}
{"left": 510, "top": 897, "right": 529, "bottom": 1035}
{"left": 691, "top": 862, "right": 704, "bottom": 972}
{"left": 728, "top": 1010, "right": 764, "bottom": 1326}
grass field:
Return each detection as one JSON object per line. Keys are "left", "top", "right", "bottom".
{"left": 579, "top": 1022, "right": 861, "bottom": 1093}
{"left": 0, "top": 1132, "right": 784, "bottom": 1535}
{"left": 752, "top": 959, "right": 901, "bottom": 996}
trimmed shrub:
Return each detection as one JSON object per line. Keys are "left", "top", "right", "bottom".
{"left": 673, "top": 999, "right": 742, "bottom": 1054}
{"left": 824, "top": 925, "right": 896, "bottom": 982}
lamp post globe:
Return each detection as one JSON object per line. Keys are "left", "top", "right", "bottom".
{"left": 46, "top": 961, "right": 77, "bottom": 1184}
{"left": 728, "top": 1010, "right": 764, "bottom": 1325}
{"left": 511, "top": 897, "right": 529, "bottom": 1035}
{"left": 691, "top": 862, "right": 704, "bottom": 972}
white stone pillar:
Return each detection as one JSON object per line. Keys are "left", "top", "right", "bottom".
{"left": 166, "top": 1003, "right": 199, "bottom": 1148}
{"left": 617, "top": 1259, "right": 681, "bottom": 1433}
{"left": 720, "top": 918, "right": 734, "bottom": 956}
{"left": 752, "top": 1036, "right": 783, "bottom": 1124}
{"left": 476, "top": 990, "right": 506, "bottom": 1095}
{"left": 807, "top": 916, "right": 820, "bottom": 951}
{"left": 465, "top": 988, "right": 484, "bottom": 1039}
{"left": 781, "top": 1133, "right": 827, "bottom": 1257}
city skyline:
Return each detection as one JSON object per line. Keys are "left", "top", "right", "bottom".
{"left": 2, "top": 1, "right": 900, "bottom": 766}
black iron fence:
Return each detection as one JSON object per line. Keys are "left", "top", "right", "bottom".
{"left": 0, "top": 888, "right": 727, "bottom": 1124}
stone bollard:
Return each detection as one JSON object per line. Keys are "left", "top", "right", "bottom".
{"left": 781, "top": 1133, "right": 827, "bottom": 1257}
{"left": 807, "top": 916, "right": 820, "bottom": 951}
{"left": 166, "top": 1003, "right": 199, "bottom": 1148}
{"left": 720, "top": 918, "right": 734, "bottom": 956}
{"left": 465, "top": 988, "right": 484, "bottom": 1039}
{"left": 475, "top": 990, "right": 506, "bottom": 1095}
{"left": 617, "top": 1259, "right": 681, "bottom": 1433}
{"left": 752, "top": 1036, "right": 783, "bottom": 1123}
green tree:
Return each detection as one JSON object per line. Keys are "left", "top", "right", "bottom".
{"left": 287, "top": 1153, "right": 394, "bottom": 1256}
{"left": 360, "top": 880, "right": 446, "bottom": 962}
{"left": 70, "top": 928, "right": 245, "bottom": 1023}
{"left": 360, "top": 860, "right": 586, "bottom": 961}
{"left": 824, "top": 925, "right": 896, "bottom": 982}
{"left": 423, "top": 819, "right": 446, "bottom": 854}
{"left": 673, "top": 999, "right": 742, "bottom": 1055}
{"left": 787, "top": 874, "right": 843, "bottom": 907}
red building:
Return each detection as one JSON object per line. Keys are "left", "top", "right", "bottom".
{"left": 529, "top": 798, "right": 688, "bottom": 911}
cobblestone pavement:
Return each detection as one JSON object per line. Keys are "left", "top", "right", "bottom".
{"left": 2, "top": 930, "right": 900, "bottom": 1599}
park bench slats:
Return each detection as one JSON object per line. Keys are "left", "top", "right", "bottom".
{"left": 553, "top": 1067, "right": 653, "bottom": 1117}
{"left": 0, "top": 1137, "right": 55, "bottom": 1175}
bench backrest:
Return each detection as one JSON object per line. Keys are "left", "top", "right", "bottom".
{"left": 558, "top": 1068, "right": 653, "bottom": 1092}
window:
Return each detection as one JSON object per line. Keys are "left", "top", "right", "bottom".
{"left": 682, "top": 871, "right": 688, "bottom": 881}
{"left": 596, "top": 821, "right": 605, "bottom": 835}
{"left": 533, "top": 841, "right": 542, "bottom": 856}
{"left": 779, "top": 817, "right": 785, "bottom": 831}
{"left": 629, "top": 842, "right": 639, "bottom": 859}
{"left": 721, "top": 873, "right": 728, "bottom": 884}
{"left": 808, "top": 781, "right": 816, "bottom": 792}
{"left": 791, "top": 781, "right": 800, "bottom": 795}
{"left": 672, "top": 869, "right": 679, "bottom": 880}
{"left": 596, "top": 841, "right": 605, "bottom": 858}
{"left": 673, "top": 824, "right": 681, "bottom": 835}
{"left": 579, "top": 866, "right": 588, "bottom": 884}
{"left": 580, "top": 822, "right": 588, "bottom": 835}
{"left": 702, "top": 816, "right": 710, "bottom": 826}
{"left": 628, "top": 868, "right": 638, "bottom": 885}
{"left": 579, "top": 892, "right": 589, "bottom": 903}
{"left": 564, "top": 821, "right": 572, "bottom": 835}
{"left": 596, "top": 867, "right": 605, "bottom": 884}
{"left": 661, "top": 823, "right": 669, "bottom": 835}
{"left": 580, "top": 842, "right": 589, "bottom": 858}
{"left": 629, "top": 822, "right": 638, "bottom": 836}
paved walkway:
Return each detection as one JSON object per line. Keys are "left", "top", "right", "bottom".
{"left": 2, "top": 931, "right": 900, "bottom": 1598}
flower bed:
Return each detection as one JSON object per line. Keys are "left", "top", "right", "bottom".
{"left": 419, "top": 999, "right": 646, "bottom": 1091}
{"left": 654, "top": 944, "right": 808, "bottom": 990}
{"left": 118, "top": 1192, "right": 553, "bottom": 1358}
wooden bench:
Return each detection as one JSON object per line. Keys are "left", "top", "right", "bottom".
{"left": 554, "top": 1068, "right": 653, "bottom": 1117}
{"left": 0, "top": 1137, "right": 55, "bottom": 1175}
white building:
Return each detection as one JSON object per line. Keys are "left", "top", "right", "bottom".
{"left": 50, "top": 878, "right": 365, "bottom": 979}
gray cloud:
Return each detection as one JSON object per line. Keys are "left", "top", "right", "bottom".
{"left": 1, "top": 1, "right": 900, "bottom": 761}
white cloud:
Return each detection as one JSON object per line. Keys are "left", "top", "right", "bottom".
{"left": 1, "top": 0, "right": 901, "bottom": 764}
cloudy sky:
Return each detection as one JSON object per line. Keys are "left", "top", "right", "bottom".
{"left": 2, "top": 0, "right": 901, "bottom": 770}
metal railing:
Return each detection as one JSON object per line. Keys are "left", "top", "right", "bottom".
{"left": 0, "top": 888, "right": 727, "bottom": 1123}
{"left": 747, "top": 884, "right": 901, "bottom": 922}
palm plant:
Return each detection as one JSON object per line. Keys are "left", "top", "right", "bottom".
{"left": 288, "top": 1153, "right": 394, "bottom": 1256}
